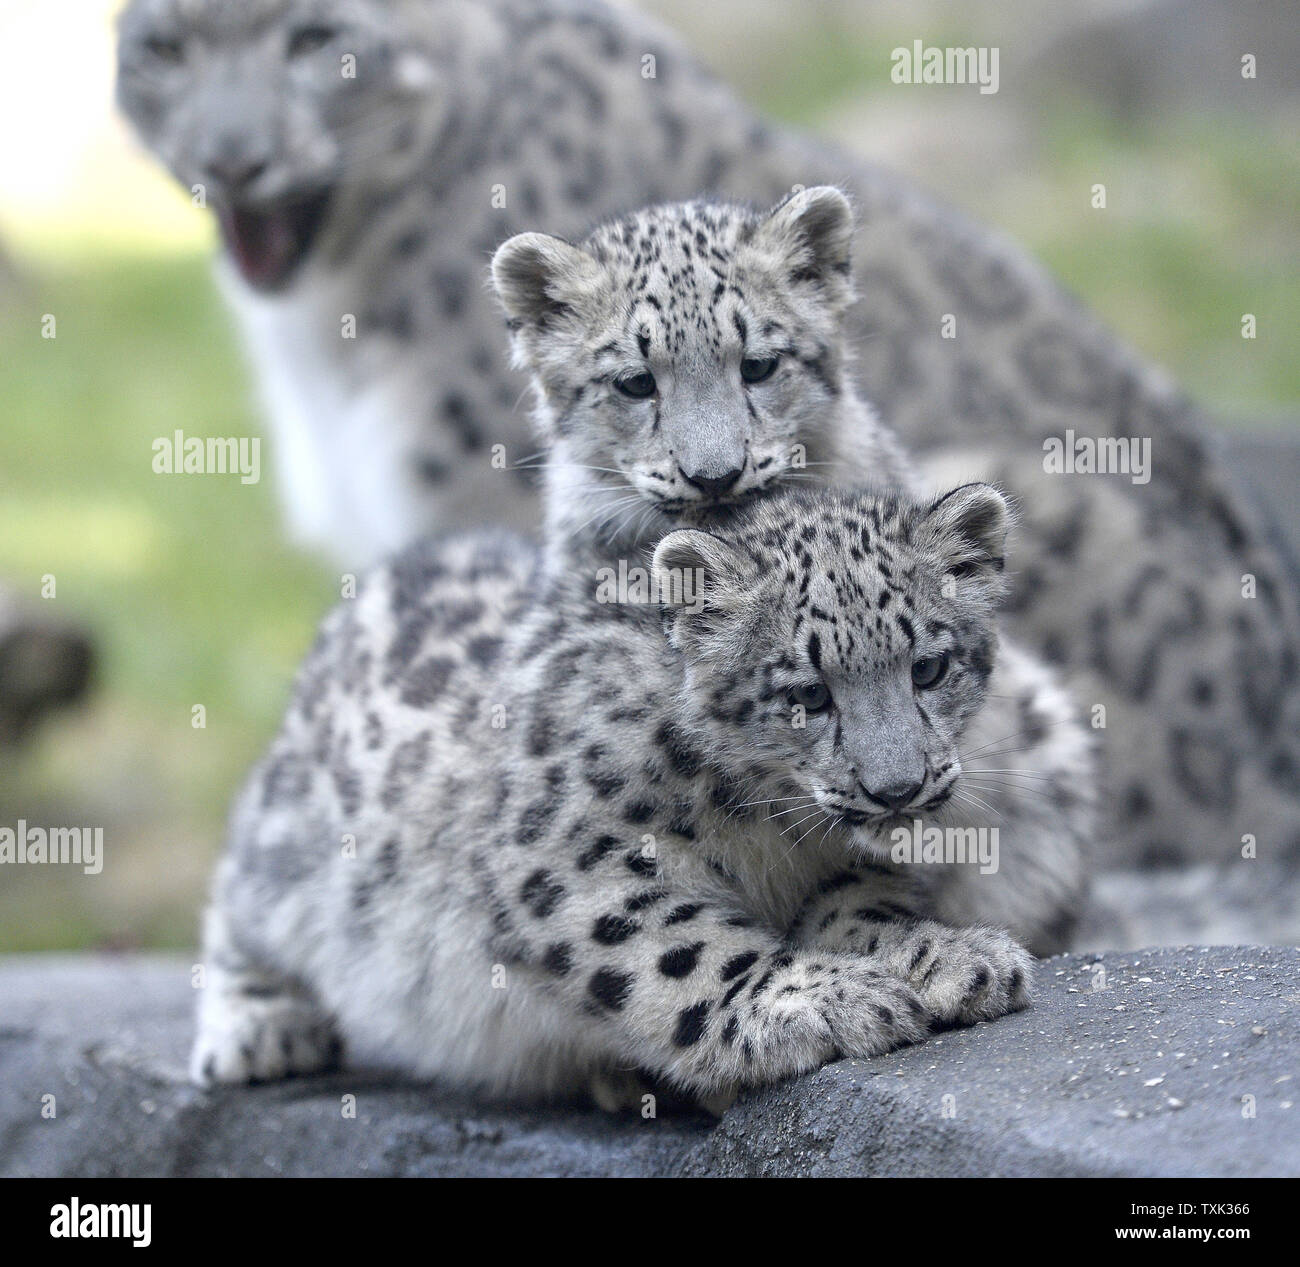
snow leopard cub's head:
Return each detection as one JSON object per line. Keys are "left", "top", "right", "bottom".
{"left": 652, "top": 484, "right": 1010, "bottom": 853}
{"left": 116, "top": 0, "right": 460, "bottom": 292}
{"left": 493, "top": 188, "right": 858, "bottom": 543}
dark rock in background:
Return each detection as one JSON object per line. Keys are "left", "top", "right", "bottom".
{"left": 1029, "top": 0, "right": 1300, "bottom": 118}
{"left": 0, "top": 586, "right": 94, "bottom": 747}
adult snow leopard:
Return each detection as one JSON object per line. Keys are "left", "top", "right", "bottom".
{"left": 193, "top": 482, "right": 1091, "bottom": 1103}
{"left": 116, "top": 0, "right": 1300, "bottom": 880}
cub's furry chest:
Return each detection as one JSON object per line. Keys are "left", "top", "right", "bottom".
{"left": 656, "top": 797, "right": 869, "bottom": 932}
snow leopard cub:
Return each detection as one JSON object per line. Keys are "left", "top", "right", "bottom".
{"left": 492, "top": 185, "right": 918, "bottom": 558}
{"left": 493, "top": 187, "right": 1091, "bottom": 954}
{"left": 193, "top": 483, "right": 1062, "bottom": 1106}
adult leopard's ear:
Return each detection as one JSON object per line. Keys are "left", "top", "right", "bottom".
{"left": 915, "top": 483, "right": 1011, "bottom": 594}
{"left": 490, "top": 232, "right": 602, "bottom": 326}
{"left": 754, "top": 185, "right": 856, "bottom": 307}
{"left": 651, "top": 530, "right": 759, "bottom": 652}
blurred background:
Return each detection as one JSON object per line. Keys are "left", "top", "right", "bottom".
{"left": 0, "top": 0, "right": 1296, "bottom": 950}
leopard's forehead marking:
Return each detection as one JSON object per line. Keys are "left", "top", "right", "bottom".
{"left": 584, "top": 201, "right": 760, "bottom": 358}
{"left": 798, "top": 531, "right": 918, "bottom": 673}
{"left": 740, "top": 495, "right": 945, "bottom": 673}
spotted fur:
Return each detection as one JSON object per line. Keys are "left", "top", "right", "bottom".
{"left": 491, "top": 190, "right": 1300, "bottom": 916}
{"left": 491, "top": 190, "right": 1091, "bottom": 956}
{"left": 117, "top": 0, "right": 1300, "bottom": 914}
{"left": 192, "top": 485, "right": 1090, "bottom": 1103}
{"left": 493, "top": 186, "right": 913, "bottom": 557}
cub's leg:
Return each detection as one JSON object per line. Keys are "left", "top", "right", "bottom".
{"left": 789, "top": 868, "right": 1033, "bottom": 1027}
{"left": 516, "top": 874, "right": 932, "bottom": 1101}
{"left": 190, "top": 886, "right": 339, "bottom": 1086}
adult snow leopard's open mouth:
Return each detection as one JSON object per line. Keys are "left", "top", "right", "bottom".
{"left": 216, "top": 191, "right": 332, "bottom": 292}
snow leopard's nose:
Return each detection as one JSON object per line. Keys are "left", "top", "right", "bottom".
{"left": 860, "top": 778, "right": 924, "bottom": 811}
{"left": 679, "top": 464, "right": 743, "bottom": 496}
{"left": 205, "top": 155, "right": 269, "bottom": 193}
{"left": 199, "top": 130, "right": 272, "bottom": 195}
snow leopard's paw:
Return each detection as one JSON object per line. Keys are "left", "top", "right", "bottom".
{"left": 191, "top": 987, "right": 340, "bottom": 1086}
{"left": 890, "top": 923, "right": 1033, "bottom": 1026}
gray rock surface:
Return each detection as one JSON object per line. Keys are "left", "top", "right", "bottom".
{"left": 2, "top": 948, "right": 1295, "bottom": 1177}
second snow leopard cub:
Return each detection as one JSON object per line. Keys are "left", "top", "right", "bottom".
{"left": 194, "top": 484, "right": 1083, "bottom": 1105}
{"left": 492, "top": 187, "right": 1090, "bottom": 953}
{"left": 492, "top": 186, "right": 915, "bottom": 557}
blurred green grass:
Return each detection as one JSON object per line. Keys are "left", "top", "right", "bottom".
{"left": 0, "top": 253, "right": 332, "bottom": 950}
{"left": 1016, "top": 109, "right": 1300, "bottom": 416}
{"left": 1, "top": 63, "right": 1296, "bottom": 950}
{"left": 735, "top": 11, "right": 1300, "bottom": 417}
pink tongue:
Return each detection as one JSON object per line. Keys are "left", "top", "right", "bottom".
{"left": 219, "top": 205, "right": 299, "bottom": 289}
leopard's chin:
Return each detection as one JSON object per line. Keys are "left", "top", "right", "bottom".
{"left": 846, "top": 821, "right": 901, "bottom": 862}
{"left": 217, "top": 189, "right": 333, "bottom": 292}
{"left": 670, "top": 484, "right": 777, "bottom": 529}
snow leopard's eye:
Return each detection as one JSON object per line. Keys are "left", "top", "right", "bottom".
{"left": 740, "top": 355, "right": 779, "bottom": 384}
{"left": 789, "top": 682, "right": 831, "bottom": 713}
{"left": 288, "top": 25, "right": 338, "bottom": 58}
{"left": 911, "top": 653, "right": 949, "bottom": 690}
{"left": 614, "top": 371, "right": 657, "bottom": 399}
{"left": 143, "top": 35, "right": 185, "bottom": 65}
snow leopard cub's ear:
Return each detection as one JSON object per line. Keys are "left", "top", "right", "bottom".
{"left": 490, "top": 232, "right": 603, "bottom": 327}
{"left": 652, "top": 530, "right": 760, "bottom": 654}
{"left": 914, "top": 483, "right": 1012, "bottom": 599}
{"left": 753, "top": 185, "right": 856, "bottom": 310}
